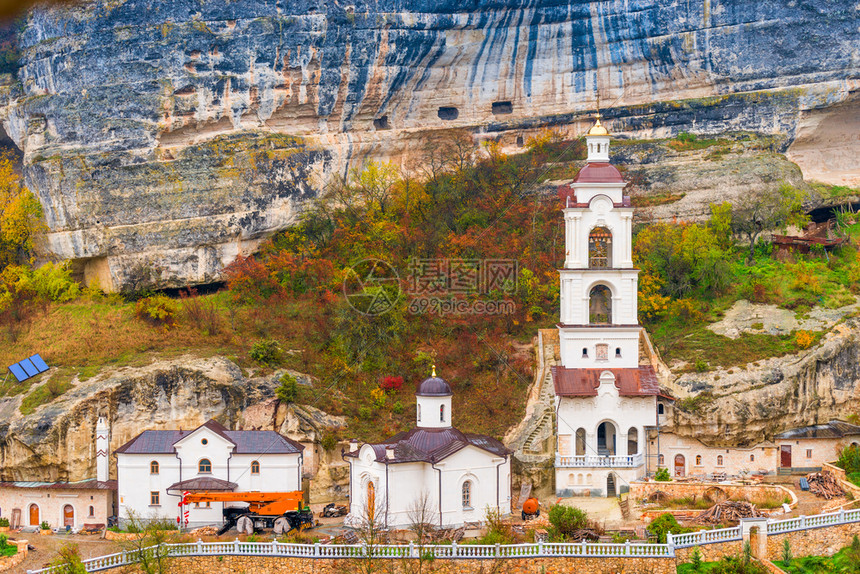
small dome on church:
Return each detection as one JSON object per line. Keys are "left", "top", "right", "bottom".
{"left": 587, "top": 117, "right": 609, "bottom": 136}
{"left": 416, "top": 376, "right": 453, "bottom": 397}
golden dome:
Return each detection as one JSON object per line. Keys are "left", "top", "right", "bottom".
{"left": 587, "top": 116, "right": 609, "bottom": 136}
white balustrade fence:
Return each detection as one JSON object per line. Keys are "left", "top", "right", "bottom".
{"left": 555, "top": 453, "right": 645, "bottom": 468}
{"left": 26, "top": 507, "right": 860, "bottom": 573}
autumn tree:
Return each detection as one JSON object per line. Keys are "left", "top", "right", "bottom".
{"left": 731, "top": 183, "right": 808, "bottom": 263}
{"left": 0, "top": 151, "right": 43, "bottom": 270}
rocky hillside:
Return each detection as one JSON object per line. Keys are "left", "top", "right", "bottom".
{"left": 0, "top": 356, "right": 346, "bottom": 501}
{"left": 0, "top": 0, "right": 856, "bottom": 290}
{"left": 664, "top": 316, "right": 860, "bottom": 448}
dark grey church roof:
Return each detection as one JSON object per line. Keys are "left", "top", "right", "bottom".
{"left": 344, "top": 427, "right": 510, "bottom": 464}
{"left": 115, "top": 419, "right": 304, "bottom": 455}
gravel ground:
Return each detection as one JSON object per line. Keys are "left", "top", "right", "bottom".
{"left": 7, "top": 532, "right": 123, "bottom": 574}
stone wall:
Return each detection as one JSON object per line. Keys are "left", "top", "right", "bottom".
{"left": 766, "top": 522, "right": 860, "bottom": 561}
{"left": 144, "top": 555, "right": 677, "bottom": 574}
{"left": 675, "top": 541, "right": 744, "bottom": 563}
{"left": 0, "top": 539, "right": 28, "bottom": 572}
{"left": 629, "top": 481, "right": 796, "bottom": 507}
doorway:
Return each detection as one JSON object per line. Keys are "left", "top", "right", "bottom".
{"left": 606, "top": 473, "right": 616, "bottom": 497}
{"left": 674, "top": 454, "right": 686, "bottom": 477}
{"left": 63, "top": 505, "right": 74, "bottom": 528}
{"left": 28, "top": 503, "right": 39, "bottom": 526}
{"left": 780, "top": 445, "right": 792, "bottom": 468}
{"left": 597, "top": 422, "right": 617, "bottom": 455}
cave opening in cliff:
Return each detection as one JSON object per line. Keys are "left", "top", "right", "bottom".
{"left": 373, "top": 116, "right": 390, "bottom": 130}
{"left": 492, "top": 101, "right": 513, "bottom": 115}
{"left": 437, "top": 107, "right": 459, "bottom": 121}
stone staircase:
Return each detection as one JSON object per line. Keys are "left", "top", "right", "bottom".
{"left": 506, "top": 330, "right": 559, "bottom": 468}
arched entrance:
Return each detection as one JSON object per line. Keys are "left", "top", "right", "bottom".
{"left": 597, "top": 422, "right": 617, "bottom": 456}
{"left": 674, "top": 454, "right": 686, "bottom": 477}
{"left": 606, "top": 473, "right": 616, "bottom": 498}
{"left": 28, "top": 503, "right": 39, "bottom": 526}
{"left": 63, "top": 505, "right": 74, "bottom": 528}
{"left": 589, "top": 285, "right": 612, "bottom": 324}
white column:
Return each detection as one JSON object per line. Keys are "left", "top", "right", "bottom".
{"left": 564, "top": 212, "right": 575, "bottom": 268}
{"left": 586, "top": 431, "right": 597, "bottom": 459}
{"left": 618, "top": 432, "right": 628, "bottom": 457}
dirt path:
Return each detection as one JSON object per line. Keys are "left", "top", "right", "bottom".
{"left": 8, "top": 532, "right": 122, "bottom": 574}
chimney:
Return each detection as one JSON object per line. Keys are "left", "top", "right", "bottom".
{"left": 96, "top": 416, "right": 109, "bottom": 483}
{"left": 349, "top": 439, "right": 359, "bottom": 453}
{"left": 385, "top": 445, "right": 395, "bottom": 460}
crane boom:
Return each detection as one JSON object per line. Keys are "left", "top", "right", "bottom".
{"left": 183, "top": 491, "right": 305, "bottom": 516}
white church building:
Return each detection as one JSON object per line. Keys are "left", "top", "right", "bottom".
{"left": 553, "top": 117, "right": 660, "bottom": 497}
{"left": 344, "top": 370, "right": 511, "bottom": 528}
{"left": 115, "top": 419, "right": 304, "bottom": 527}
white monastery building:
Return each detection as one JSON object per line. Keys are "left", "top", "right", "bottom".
{"left": 115, "top": 419, "right": 304, "bottom": 527}
{"left": 345, "top": 370, "right": 511, "bottom": 528}
{"left": 553, "top": 117, "right": 661, "bottom": 497}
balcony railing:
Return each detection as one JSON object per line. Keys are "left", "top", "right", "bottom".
{"left": 555, "top": 453, "right": 644, "bottom": 468}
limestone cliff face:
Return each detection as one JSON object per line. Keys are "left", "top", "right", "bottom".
{"left": 2, "top": 0, "right": 858, "bottom": 289}
{"left": 0, "top": 357, "right": 344, "bottom": 490}
{"left": 664, "top": 319, "right": 860, "bottom": 447}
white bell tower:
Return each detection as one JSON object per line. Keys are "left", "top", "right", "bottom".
{"left": 96, "top": 415, "right": 110, "bottom": 482}
{"left": 558, "top": 116, "right": 641, "bottom": 369}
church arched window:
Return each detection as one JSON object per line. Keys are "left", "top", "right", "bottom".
{"left": 462, "top": 480, "right": 472, "bottom": 508}
{"left": 658, "top": 454, "right": 665, "bottom": 466}
{"left": 695, "top": 455, "right": 702, "bottom": 466}
{"left": 589, "top": 285, "right": 612, "bottom": 324}
{"left": 440, "top": 404, "right": 445, "bottom": 422}
{"left": 717, "top": 455, "right": 724, "bottom": 466}
{"left": 588, "top": 227, "right": 612, "bottom": 268}
{"left": 575, "top": 428, "right": 586, "bottom": 456}
{"left": 417, "top": 404, "right": 421, "bottom": 422}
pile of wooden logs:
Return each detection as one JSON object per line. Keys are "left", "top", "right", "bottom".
{"left": 807, "top": 471, "right": 844, "bottom": 499}
{"left": 694, "top": 501, "right": 763, "bottom": 524}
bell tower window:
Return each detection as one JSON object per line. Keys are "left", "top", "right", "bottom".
{"left": 588, "top": 227, "right": 612, "bottom": 268}
{"left": 589, "top": 285, "right": 612, "bottom": 324}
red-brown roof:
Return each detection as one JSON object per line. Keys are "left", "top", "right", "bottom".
{"left": 0, "top": 479, "right": 117, "bottom": 490}
{"left": 551, "top": 366, "right": 659, "bottom": 397}
{"left": 557, "top": 184, "right": 631, "bottom": 207}
{"left": 572, "top": 162, "right": 625, "bottom": 184}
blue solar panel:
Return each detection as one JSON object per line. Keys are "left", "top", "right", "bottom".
{"left": 19, "top": 358, "right": 39, "bottom": 377}
{"left": 8, "top": 363, "right": 28, "bottom": 382}
{"left": 29, "top": 354, "right": 49, "bottom": 373}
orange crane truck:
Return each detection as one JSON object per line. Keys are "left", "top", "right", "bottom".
{"left": 182, "top": 491, "right": 315, "bottom": 535}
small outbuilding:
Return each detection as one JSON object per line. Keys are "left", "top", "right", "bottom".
{"left": 344, "top": 369, "right": 512, "bottom": 528}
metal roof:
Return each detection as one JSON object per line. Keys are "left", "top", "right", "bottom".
{"left": 346, "top": 427, "right": 510, "bottom": 465}
{"left": 115, "top": 419, "right": 304, "bottom": 455}
{"left": 0, "top": 479, "right": 117, "bottom": 490}
{"left": 551, "top": 366, "right": 660, "bottom": 397}
{"left": 166, "top": 477, "right": 237, "bottom": 492}
{"left": 774, "top": 420, "right": 860, "bottom": 440}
